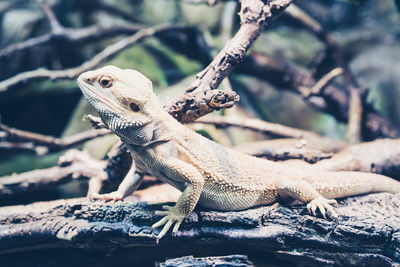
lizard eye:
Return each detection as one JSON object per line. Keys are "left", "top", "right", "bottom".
{"left": 99, "top": 76, "right": 112, "bottom": 88}
{"left": 129, "top": 102, "right": 140, "bottom": 112}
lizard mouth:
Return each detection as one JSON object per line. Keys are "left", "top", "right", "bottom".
{"left": 79, "top": 82, "right": 124, "bottom": 114}
{"left": 78, "top": 82, "right": 152, "bottom": 128}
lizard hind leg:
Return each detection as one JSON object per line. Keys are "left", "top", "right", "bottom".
{"left": 276, "top": 179, "right": 338, "bottom": 219}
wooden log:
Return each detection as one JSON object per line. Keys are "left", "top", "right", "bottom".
{"left": 0, "top": 192, "right": 399, "bottom": 266}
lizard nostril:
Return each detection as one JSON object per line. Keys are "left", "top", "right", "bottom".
{"left": 84, "top": 77, "right": 92, "bottom": 84}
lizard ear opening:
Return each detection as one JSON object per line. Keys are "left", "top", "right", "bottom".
{"left": 129, "top": 102, "right": 140, "bottom": 112}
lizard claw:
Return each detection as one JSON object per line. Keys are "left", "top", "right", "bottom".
{"left": 89, "top": 192, "right": 123, "bottom": 202}
{"left": 151, "top": 205, "right": 185, "bottom": 243}
{"left": 307, "top": 197, "right": 338, "bottom": 219}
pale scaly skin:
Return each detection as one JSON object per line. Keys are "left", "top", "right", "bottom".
{"left": 77, "top": 66, "right": 400, "bottom": 242}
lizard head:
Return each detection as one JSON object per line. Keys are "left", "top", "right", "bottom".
{"left": 77, "top": 65, "right": 161, "bottom": 132}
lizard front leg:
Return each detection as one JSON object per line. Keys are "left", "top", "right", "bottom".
{"left": 151, "top": 158, "right": 204, "bottom": 242}
{"left": 90, "top": 161, "right": 144, "bottom": 201}
{"left": 275, "top": 179, "right": 338, "bottom": 219}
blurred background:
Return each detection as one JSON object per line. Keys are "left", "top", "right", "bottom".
{"left": 1, "top": 0, "right": 399, "bottom": 202}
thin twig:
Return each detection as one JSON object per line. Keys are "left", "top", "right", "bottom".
{"left": 345, "top": 89, "right": 364, "bottom": 144}
{"left": 0, "top": 0, "right": 144, "bottom": 60}
{"left": 0, "top": 123, "right": 111, "bottom": 154}
{"left": 194, "top": 115, "right": 308, "bottom": 138}
{"left": 0, "top": 149, "right": 107, "bottom": 198}
{"left": 0, "top": 141, "right": 48, "bottom": 155}
{"left": 180, "top": 0, "right": 231, "bottom": 5}
{"left": 38, "top": 0, "right": 63, "bottom": 32}
{"left": 238, "top": 52, "right": 399, "bottom": 138}
{"left": 285, "top": 5, "right": 370, "bottom": 142}
{"left": 194, "top": 115, "right": 345, "bottom": 152}
{"left": 300, "top": 67, "right": 343, "bottom": 98}
{"left": 285, "top": 4, "right": 355, "bottom": 86}
{"left": 0, "top": 23, "right": 144, "bottom": 61}
{"left": 0, "top": 24, "right": 179, "bottom": 91}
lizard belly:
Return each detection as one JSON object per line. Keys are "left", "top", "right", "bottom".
{"left": 198, "top": 181, "right": 277, "bottom": 211}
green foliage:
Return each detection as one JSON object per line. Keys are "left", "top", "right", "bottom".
{"left": 0, "top": 152, "right": 61, "bottom": 176}
{"left": 106, "top": 39, "right": 202, "bottom": 90}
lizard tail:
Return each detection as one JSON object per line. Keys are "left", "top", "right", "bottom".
{"left": 348, "top": 172, "right": 400, "bottom": 195}
{"left": 314, "top": 171, "right": 400, "bottom": 199}
{"left": 370, "top": 174, "right": 400, "bottom": 194}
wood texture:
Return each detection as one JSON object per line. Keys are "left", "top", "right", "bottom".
{"left": 1, "top": 193, "right": 399, "bottom": 266}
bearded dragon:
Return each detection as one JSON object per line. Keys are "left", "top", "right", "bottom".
{"left": 77, "top": 66, "right": 400, "bottom": 242}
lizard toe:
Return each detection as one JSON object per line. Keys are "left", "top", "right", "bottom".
{"left": 326, "top": 205, "right": 338, "bottom": 219}
{"left": 156, "top": 220, "right": 173, "bottom": 243}
{"left": 327, "top": 199, "right": 338, "bottom": 205}
{"left": 317, "top": 203, "right": 327, "bottom": 219}
{"left": 307, "top": 197, "right": 338, "bottom": 220}
{"left": 306, "top": 202, "right": 313, "bottom": 214}
{"left": 152, "top": 216, "right": 168, "bottom": 229}
{"left": 172, "top": 220, "right": 183, "bottom": 236}
{"left": 162, "top": 205, "right": 173, "bottom": 211}
{"left": 152, "top": 206, "right": 185, "bottom": 242}
{"left": 308, "top": 202, "right": 318, "bottom": 216}
{"left": 154, "top": 210, "right": 169, "bottom": 216}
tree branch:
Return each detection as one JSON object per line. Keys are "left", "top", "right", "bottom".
{"left": 0, "top": 24, "right": 144, "bottom": 62}
{"left": 0, "top": 150, "right": 107, "bottom": 198}
{"left": 165, "top": 0, "right": 293, "bottom": 123}
{"left": 234, "top": 139, "right": 334, "bottom": 163}
{"left": 0, "top": 24, "right": 180, "bottom": 91}
{"left": 239, "top": 52, "right": 399, "bottom": 139}
{"left": 311, "top": 138, "right": 400, "bottom": 178}
{"left": 0, "top": 0, "right": 145, "bottom": 62}
{"left": 0, "top": 122, "right": 111, "bottom": 154}
{"left": 194, "top": 115, "right": 345, "bottom": 152}
{"left": 0, "top": 193, "right": 399, "bottom": 266}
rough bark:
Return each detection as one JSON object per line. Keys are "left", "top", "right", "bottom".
{"left": 0, "top": 193, "right": 399, "bottom": 266}
{"left": 156, "top": 255, "right": 254, "bottom": 267}
{"left": 235, "top": 139, "right": 334, "bottom": 163}
{"left": 0, "top": 150, "right": 106, "bottom": 199}
{"left": 311, "top": 138, "right": 400, "bottom": 178}
{"left": 166, "top": 0, "right": 292, "bottom": 123}
{"left": 0, "top": 122, "right": 111, "bottom": 155}
{"left": 239, "top": 52, "right": 399, "bottom": 139}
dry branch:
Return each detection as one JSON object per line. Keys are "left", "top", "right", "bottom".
{"left": 0, "top": 24, "right": 179, "bottom": 91}
{"left": 285, "top": 4, "right": 369, "bottom": 143}
{"left": 0, "top": 193, "right": 399, "bottom": 266}
{"left": 0, "top": 122, "right": 111, "bottom": 154}
{"left": 311, "top": 138, "right": 400, "bottom": 177}
{"left": 194, "top": 115, "right": 345, "bottom": 152}
{"left": 285, "top": 4, "right": 355, "bottom": 86}
{"left": 0, "top": 150, "right": 107, "bottom": 198}
{"left": 157, "top": 255, "right": 254, "bottom": 266}
{"left": 345, "top": 89, "right": 364, "bottom": 144}
{"left": 239, "top": 52, "right": 399, "bottom": 139}
{"left": 166, "top": 0, "right": 293, "bottom": 123}
{"left": 235, "top": 139, "right": 334, "bottom": 163}
{"left": 0, "top": 24, "right": 144, "bottom": 63}
{"left": 300, "top": 67, "right": 343, "bottom": 98}
{"left": 0, "top": 141, "right": 48, "bottom": 155}
{"left": 0, "top": 0, "right": 144, "bottom": 61}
